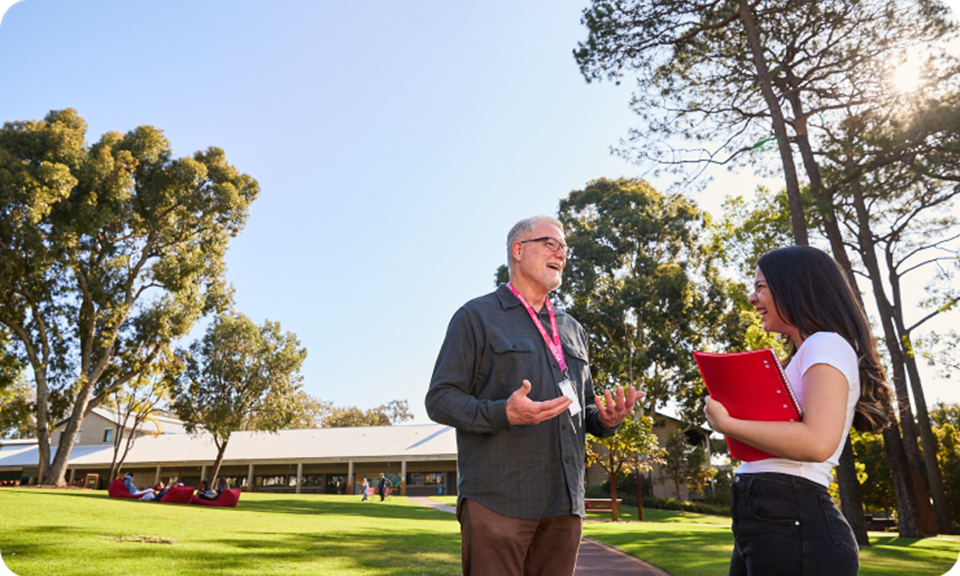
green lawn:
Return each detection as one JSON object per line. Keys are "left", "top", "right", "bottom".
{"left": 433, "top": 496, "right": 959, "bottom": 576}
{"left": 2, "top": 489, "right": 958, "bottom": 576}
{"left": 0, "top": 489, "right": 461, "bottom": 576}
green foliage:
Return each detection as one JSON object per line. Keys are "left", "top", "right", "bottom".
{"left": 916, "top": 332, "right": 960, "bottom": 381}
{"left": 712, "top": 186, "right": 796, "bottom": 280}
{"left": 659, "top": 431, "right": 717, "bottom": 498}
{"left": 574, "top": 0, "right": 957, "bottom": 182}
{"left": 321, "top": 399, "right": 414, "bottom": 427}
{"left": 0, "top": 109, "right": 258, "bottom": 484}
{"left": 930, "top": 402, "right": 960, "bottom": 430}
{"left": 170, "top": 312, "right": 306, "bottom": 479}
{"left": 0, "top": 375, "right": 35, "bottom": 439}
{"left": 850, "top": 429, "right": 897, "bottom": 516}
{"left": 587, "top": 413, "right": 666, "bottom": 519}
{"left": 557, "top": 177, "right": 750, "bottom": 419}
{"left": 639, "top": 495, "right": 729, "bottom": 516}
{"left": 934, "top": 421, "right": 960, "bottom": 522}
{"left": 587, "top": 414, "right": 665, "bottom": 476}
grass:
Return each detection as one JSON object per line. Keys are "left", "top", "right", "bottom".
{"left": 2, "top": 489, "right": 958, "bottom": 576}
{"left": 431, "top": 495, "right": 960, "bottom": 575}
{"left": 0, "top": 489, "right": 461, "bottom": 576}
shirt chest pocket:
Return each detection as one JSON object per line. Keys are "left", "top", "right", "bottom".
{"left": 490, "top": 337, "right": 537, "bottom": 392}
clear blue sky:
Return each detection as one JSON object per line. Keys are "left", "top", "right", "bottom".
{"left": 1, "top": 0, "right": 958, "bottom": 424}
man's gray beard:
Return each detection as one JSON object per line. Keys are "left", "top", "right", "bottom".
{"left": 543, "top": 274, "right": 562, "bottom": 292}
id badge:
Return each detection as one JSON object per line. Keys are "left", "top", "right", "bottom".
{"left": 558, "top": 378, "right": 582, "bottom": 416}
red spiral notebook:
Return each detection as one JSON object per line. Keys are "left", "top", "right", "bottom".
{"left": 694, "top": 349, "right": 803, "bottom": 462}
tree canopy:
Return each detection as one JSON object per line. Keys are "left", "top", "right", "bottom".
{"left": 555, "top": 177, "right": 749, "bottom": 418}
{"left": 0, "top": 109, "right": 258, "bottom": 485}
{"left": 170, "top": 312, "right": 307, "bottom": 483}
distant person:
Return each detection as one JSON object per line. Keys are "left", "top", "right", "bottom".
{"left": 704, "top": 246, "right": 893, "bottom": 576}
{"left": 152, "top": 480, "right": 170, "bottom": 501}
{"left": 122, "top": 472, "right": 155, "bottom": 500}
{"left": 377, "top": 473, "right": 388, "bottom": 502}
{"left": 361, "top": 478, "right": 369, "bottom": 502}
{"left": 197, "top": 479, "right": 216, "bottom": 500}
{"left": 425, "top": 215, "right": 638, "bottom": 576}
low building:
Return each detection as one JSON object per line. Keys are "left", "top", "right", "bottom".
{"left": 1, "top": 421, "right": 458, "bottom": 497}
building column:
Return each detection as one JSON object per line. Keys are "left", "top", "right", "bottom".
{"left": 247, "top": 464, "right": 255, "bottom": 492}
{"left": 347, "top": 461, "right": 354, "bottom": 495}
{"left": 155, "top": 466, "right": 162, "bottom": 485}
{"left": 296, "top": 462, "right": 303, "bottom": 495}
{"left": 400, "top": 460, "right": 407, "bottom": 496}
{"left": 200, "top": 465, "right": 206, "bottom": 483}
{"left": 69, "top": 468, "right": 76, "bottom": 484}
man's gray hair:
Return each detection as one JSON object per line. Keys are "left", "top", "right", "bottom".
{"left": 506, "top": 215, "right": 563, "bottom": 265}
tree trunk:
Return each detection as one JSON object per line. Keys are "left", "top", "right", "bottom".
{"left": 210, "top": 437, "right": 230, "bottom": 486}
{"left": 636, "top": 462, "right": 645, "bottom": 521}
{"left": 892, "top": 310, "right": 956, "bottom": 532}
{"left": 737, "top": 0, "right": 808, "bottom": 246}
{"left": 788, "top": 129, "right": 876, "bottom": 542}
{"left": 34, "top": 367, "right": 51, "bottom": 484}
{"left": 43, "top": 384, "right": 98, "bottom": 486}
{"left": 837, "top": 438, "right": 869, "bottom": 546}
{"left": 610, "top": 470, "right": 619, "bottom": 522}
{"left": 883, "top": 421, "right": 924, "bottom": 538}
{"left": 848, "top": 179, "right": 938, "bottom": 535}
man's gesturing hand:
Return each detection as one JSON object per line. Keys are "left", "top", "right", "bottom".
{"left": 506, "top": 380, "right": 572, "bottom": 426}
{"left": 596, "top": 385, "right": 641, "bottom": 429}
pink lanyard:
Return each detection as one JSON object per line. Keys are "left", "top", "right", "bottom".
{"left": 506, "top": 283, "right": 567, "bottom": 373}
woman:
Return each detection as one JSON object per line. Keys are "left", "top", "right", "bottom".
{"left": 197, "top": 479, "right": 215, "bottom": 500}
{"left": 199, "top": 478, "right": 229, "bottom": 501}
{"left": 705, "top": 246, "right": 892, "bottom": 576}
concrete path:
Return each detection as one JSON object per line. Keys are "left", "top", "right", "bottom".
{"left": 407, "top": 497, "right": 670, "bottom": 576}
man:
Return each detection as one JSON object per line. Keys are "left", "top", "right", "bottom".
{"left": 377, "top": 473, "right": 388, "bottom": 502}
{"left": 425, "top": 215, "right": 639, "bottom": 576}
{"left": 122, "top": 472, "right": 155, "bottom": 500}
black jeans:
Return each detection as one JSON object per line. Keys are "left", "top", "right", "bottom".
{"left": 730, "top": 472, "right": 859, "bottom": 576}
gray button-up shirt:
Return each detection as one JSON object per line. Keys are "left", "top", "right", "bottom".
{"left": 425, "top": 284, "right": 617, "bottom": 519}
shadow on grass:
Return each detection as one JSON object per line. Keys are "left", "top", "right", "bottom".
{"left": 7, "top": 522, "right": 462, "bottom": 576}
{"left": 235, "top": 497, "right": 455, "bottom": 522}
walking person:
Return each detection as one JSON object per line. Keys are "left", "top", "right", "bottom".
{"left": 361, "top": 478, "right": 369, "bottom": 502}
{"left": 426, "top": 215, "right": 639, "bottom": 576}
{"left": 377, "top": 473, "right": 388, "bottom": 502}
{"left": 704, "top": 245, "right": 893, "bottom": 576}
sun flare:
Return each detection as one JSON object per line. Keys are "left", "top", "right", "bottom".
{"left": 890, "top": 53, "right": 925, "bottom": 93}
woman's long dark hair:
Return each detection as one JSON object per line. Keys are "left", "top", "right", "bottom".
{"left": 757, "top": 246, "right": 892, "bottom": 433}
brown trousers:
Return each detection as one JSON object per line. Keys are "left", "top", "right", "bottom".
{"left": 458, "top": 498, "right": 583, "bottom": 576}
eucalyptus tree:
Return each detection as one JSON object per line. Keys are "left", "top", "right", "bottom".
{"left": 555, "top": 178, "right": 747, "bottom": 417}
{"left": 170, "top": 313, "right": 308, "bottom": 484}
{"left": 321, "top": 399, "right": 414, "bottom": 427}
{"left": 0, "top": 109, "right": 257, "bottom": 485}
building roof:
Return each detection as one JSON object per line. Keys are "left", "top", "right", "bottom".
{"left": 0, "top": 424, "right": 457, "bottom": 470}
{"left": 83, "top": 407, "right": 189, "bottom": 435}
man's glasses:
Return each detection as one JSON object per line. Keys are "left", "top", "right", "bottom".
{"left": 520, "top": 236, "right": 572, "bottom": 256}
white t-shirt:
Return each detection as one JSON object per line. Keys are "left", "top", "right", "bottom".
{"left": 735, "top": 332, "right": 861, "bottom": 487}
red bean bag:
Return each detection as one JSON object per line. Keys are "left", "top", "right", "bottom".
{"left": 190, "top": 487, "right": 241, "bottom": 507}
{"left": 159, "top": 485, "right": 195, "bottom": 504}
{"left": 107, "top": 478, "right": 144, "bottom": 500}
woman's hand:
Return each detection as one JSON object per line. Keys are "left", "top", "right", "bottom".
{"left": 704, "top": 395, "right": 731, "bottom": 433}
